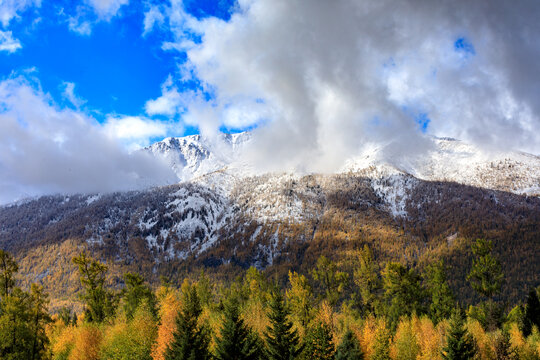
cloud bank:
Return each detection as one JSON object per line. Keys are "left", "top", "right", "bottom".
{"left": 0, "top": 76, "right": 177, "bottom": 204}
{"left": 147, "top": 0, "right": 540, "bottom": 172}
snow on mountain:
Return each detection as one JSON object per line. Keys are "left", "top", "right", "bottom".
{"left": 145, "top": 132, "right": 540, "bottom": 222}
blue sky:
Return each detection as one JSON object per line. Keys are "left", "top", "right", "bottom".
{"left": 0, "top": 0, "right": 233, "bottom": 123}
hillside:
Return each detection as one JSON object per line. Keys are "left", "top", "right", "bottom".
{"left": 0, "top": 133, "right": 539, "bottom": 308}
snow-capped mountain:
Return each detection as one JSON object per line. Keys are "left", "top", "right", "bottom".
{"left": 2, "top": 132, "right": 539, "bottom": 307}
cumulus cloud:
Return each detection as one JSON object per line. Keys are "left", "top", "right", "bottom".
{"left": 147, "top": 0, "right": 540, "bottom": 172}
{"left": 103, "top": 115, "right": 172, "bottom": 150}
{"left": 0, "top": 30, "right": 21, "bottom": 53}
{"left": 0, "top": 77, "right": 178, "bottom": 204}
{"left": 85, "top": 0, "right": 129, "bottom": 20}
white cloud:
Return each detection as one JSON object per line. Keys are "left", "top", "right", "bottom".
{"left": 61, "top": 82, "right": 86, "bottom": 108}
{"left": 0, "top": 0, "right": 40, "bottom": 27}
{"left": 145, "top": 75, "right": 184, "bottom": 116}
{"left": 0, "top": 76, "right": 178, "bottom": 204}
{"left": 143, "top": 5, "right": 165, "bottom": 36}
{"left": 0, "top": 30, "right": 21, "bottom": 53}
{"left": 103, "top": 115, "right": 172, "bottom": 150}
{"left": 152, "top": 0, "right": 540, "bottom": 173}
{"left": 85, "top": 0, "right": 129, "bottom": 20}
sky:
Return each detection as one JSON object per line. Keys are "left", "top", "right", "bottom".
{"left": 0, "top": 0, "right": 539, "bottom": 203}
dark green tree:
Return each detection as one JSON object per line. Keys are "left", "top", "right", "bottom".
{"left": 441, "top": 309, "right": 477, "bottom": 360}
{"left": 0, "top": 288, "right": 32, "bottom": 360}
{"left": 311, "top": 256, "right": 349, "bottom": 307}
{"left": 264, "top": 291, "right": 303, "bottom": 360}
{"left": 214, "top": 297, "right": 262, "bottom": 360}
{"left": 467, "top": 239, "right": 504, "bottom": 299}
{"left": 72, "top": 252, "right": 116, "bottom": 323}
{"left": 122, "top": 272, "right": 157, "bottom": 320}
{"left": 353, "top": 245, "right": 381, "bottom": 315}
{"left": 335, "top": 330, "right": 364, "bottom": 360}
{"left": 0, "top": 250, "right": 18, "bottom": 299}
{"left": 165, "top": 283, "right": 211, "bottom": 360}
{"left": 425, "top": 260, "right": 455, "bottom": 324}
{"left": 301, "top": 323, "right": 335, "bottom": 360}
{"left": 523, "top": 287, "right": 540, "bottom": 337}
{"left": 29, "top": 284, "right": 51, "bottom": 360}
{"left": 382, "top": 262, "right": 426, "bottom": 327}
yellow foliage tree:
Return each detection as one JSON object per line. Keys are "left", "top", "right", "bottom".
{"left": 151, "top": 291, "right": 180, "bottom": 360}
{"left": 68, "top": 324, "right": 102, "bottom": 360}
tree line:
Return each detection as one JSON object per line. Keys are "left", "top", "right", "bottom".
{"left": 1, "top": 238, "right": 539, "bottom": 360}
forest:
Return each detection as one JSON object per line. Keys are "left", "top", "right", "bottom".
{"left": 0, "top": 238, "right": 539, "bottom": 360}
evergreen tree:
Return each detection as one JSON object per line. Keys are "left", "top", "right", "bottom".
{"left": 286, "top": 271, "right": 314, "bottom": 330}
{"left": 264, "top": 291, "right": 303, "bottom": 360}
{"left": 381, "top": 262, "right": 426, "bottom": 327}
{"left": 301, "top": 323, "right": 334, "bottom": 360}
{"left": 441, "top": 309, "right": 477, "bottom": 360}
{"left": 353, "top": 245, "right": 381, "bottom": 315}
{"left": 122, "top": 272, "right": 157, "bottom": 320}
{"left": 425, "top": 260, "right": 455, "bottom": 324}
{"left": 165, "top": 283, "right": 211, "bottom": 360}
{"left": 73, "top": 252, "right": 116, "bottom": 323}
{"left": 214, "top": 297, "right": 262, "bottom": 360}
{"left": 335, "top": 330, "right": 364, "bottom": 360}
{"left": 29, "top": 284, "right": 51, "bottom": 360}
{"left": 523, "top": 288, "right": 540, "bottom": 337}
{"left": 0, "top": 250, "right": 18, "bottom": 299}
{"left": 311, "top": 256, "right": 349, "bottom": 307}
{"left": 467, "top": 239, "right": 504, "bottom": 299}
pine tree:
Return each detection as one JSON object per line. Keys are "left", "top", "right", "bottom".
{"left": 264, "top": 291, "right": 303, "bottom": 360}
{"left": 214, "top": 297, "right": 262, "bottom": 360}
{"left": 122, "top": 272, "right": 156, "bottom": 320}
{"left": 0, "top": 250, "right": 18, "bottom": 299}
{"left": 72, "top": 252, "right": 116, "bottom": 323}
{"left": 354, "top": 245, "right": 381, "bottom": 315}
{"left": 467, "top": 239, "right": 504, "bottom": 299}
{"left": 311, "top": 256, "right": 349, "bottom": 307}
{"left": 441, "top": 309, "right": 477, "bottom": 360}
{"left": 382, "top": 262, "right": 426, "bottom": 328}
{"left": 165, "top": 283, "right": 210, "bottom": 360}
{"left": 523, "top": 288, "right": 540, "bottom": 337}
{"left": 29, "top": 284, "right": 51, "bottom": 360}
{"left": 302, "top": 323, "right": 334, "bottom": 360}
{"left": 335, "top": 330, "right": 364, "bottom": 360}
{"left": 425, "top": 260, "right": 455, "bottom": 324}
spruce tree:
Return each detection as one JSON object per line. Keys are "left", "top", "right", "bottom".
{"left": 441, "top": 309, "right": 477, "bottom": 360}
{"left": 264, "top": 291, "right": 303, "bottom": 360}
{"left": 335, "top": 330, "right": 364, "bottom": 360}
{"left": 523, "top": 288, "right": 540, "bottom": 337}
{"left": 165, "top": 284, "right": 211, "bottom": 360}
{"left": 214, "top": 297, "right": 262, "bottom": 360}
{"left": 467, "top": 239, "right": 503, "bottom": 299}
{"left": 425, "top": 260, "right": 455, "bottom": 324}
{"left": 302, "top": 323, "right": 334, "bottom": 360}
{"left": 122, "top": 272, "right": 157, "bottom": 320}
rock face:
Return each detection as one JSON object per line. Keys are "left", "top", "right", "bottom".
{"left": 1, "top": 132, "right": 539, "bottom": 306}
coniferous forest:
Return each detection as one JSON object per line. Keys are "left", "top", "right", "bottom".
{"left": 1, "top": 239, "right": 539, "bottom": 360}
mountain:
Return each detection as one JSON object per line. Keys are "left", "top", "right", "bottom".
{"left": 1, "top": 132, "right": 539, "bottom": 308}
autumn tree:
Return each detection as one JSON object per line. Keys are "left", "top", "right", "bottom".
{"left": 286, "top": 271, "right": 314, "bottom": 330}
{"left": 301, "top": 323, "right": 334, "bottom": 360}
{"left": 264, "top": 291, "right": 303, "bottom": 360}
